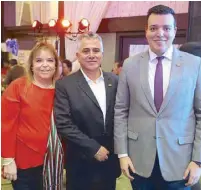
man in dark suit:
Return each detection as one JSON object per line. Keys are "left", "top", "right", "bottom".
{"left": 54, "top": 32, "right": 120, "bottom": 190}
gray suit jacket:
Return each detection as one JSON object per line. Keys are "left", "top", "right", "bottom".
{"left": 114, "top": 48, "right": 201, "bottom": 181}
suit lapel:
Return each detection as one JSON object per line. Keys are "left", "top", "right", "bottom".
{"left": 77, "top": 70, "right": 101, "bottom": 110}
{"left": 159, "top": 48, "right": 184, "bottom": 114}
{"left": 140, "top": 51, "right": 157, "bottom": 114}
{"left": 103, "top": 72, "right": 113, "bottom": 115}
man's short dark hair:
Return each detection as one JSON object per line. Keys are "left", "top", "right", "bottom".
{"left": 147, "top": 5, "right": 176, "bottom": 26}
{"left": 62, "top": 59, "right": 72, "bottom": 70}
{"left": 9, "top": 59, "right": 18, "bottom": 66}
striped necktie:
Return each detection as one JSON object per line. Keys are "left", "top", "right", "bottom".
{"left": 43, "top": 111, "right": 64, "bottom": 190}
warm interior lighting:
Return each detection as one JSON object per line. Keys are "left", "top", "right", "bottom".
{"left": 32, "top": 20, "right": 42, "bottom": 30}
{"left": 48, "top": 19, "right": 57, "bottom": 28}
{"left": 32, "top": 21, "right": 37, "bottom": 28}
{"left": 61, "top": 19, "right": 71, "bottom": 29}
{"left": 78, "top": 18, "right": 90, "bottom": 32}
{"left": 33, "top": 18, "right": 90, "bottom": 41}
{"left": 81, "top": 18, "right": 90, "bottom": 27}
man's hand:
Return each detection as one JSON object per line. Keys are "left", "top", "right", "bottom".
{"left": 94, "top": 146, "right": 109, "bottom": 162}
{"left": 120, "top": 156, "right": 135, "bottom": 180}
{"left": 183, "top": 161, "right": 201, "bottom": 186}
{"left": 2, "top": 160, "right": 17, "bottom": 181}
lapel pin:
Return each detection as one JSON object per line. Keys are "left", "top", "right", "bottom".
{"left": 176, "top": 63, "right": 181, "bottom": 67}
{"left": 108, "top": 84, "right": 112, "bottom": 87}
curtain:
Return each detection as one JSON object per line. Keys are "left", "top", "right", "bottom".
{"left": 40, "top": 1, "right": 58, "bottom": 23}
{"left": 16, "top": 1, "right": 24, "bottom": 26}
{"left": 29, "top": 1, "right": 58, "bottom": 24}
{"left": 64, "top": 1, "right": 109, "bottom": 64}
{"left": 29, "top": 1, "right": 41, "bottom": 24}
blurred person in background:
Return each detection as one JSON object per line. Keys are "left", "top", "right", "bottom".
{"left": 3, "top": 59, "right": 25, "bottom": 86}
{"left": 180, "top": 41, "right": 201, "bottom": 190}
{"left": 1, "top": 51, "right": 10, "bottom": 76}
{"left": 1, "top": 53, "right": 10, "bottom": 94}
{"left": 112, "top": 61, "right": 123, "bottom": 75}
{"left": 62, "top": 59, "right": 72, "bottom": 77}
{"left": 180, "top": 42, "right": 201, "bottom": 58}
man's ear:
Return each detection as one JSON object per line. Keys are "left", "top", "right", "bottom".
{"left": 174, "top": 27, "right": 177, "bottom": 35}
{"left": 145, "top": 25, "right": 148, "bottom": 33}
{"left": 145, "top": 25, "right": 148, "bottom": 39}
{"left": 76, "top": 52, "right": 79, "bottom": 59}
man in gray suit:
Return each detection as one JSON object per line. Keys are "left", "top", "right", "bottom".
{"left": 114, "top": 5, "right": 201, "bottom": 190}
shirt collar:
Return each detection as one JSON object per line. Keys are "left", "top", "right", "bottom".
{"left": 80, "top": 67, "right": 104, "bottom": 83}
{"left": 149, "top": 45, "right": 173, "bottom": 62}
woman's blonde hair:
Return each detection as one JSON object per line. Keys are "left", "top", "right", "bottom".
{"left": 26, "top": 41, "right": 59, "bottom": 85}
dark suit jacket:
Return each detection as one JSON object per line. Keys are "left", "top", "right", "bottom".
{"left": 54, "top": 70, "right": 120, "bottom": 178}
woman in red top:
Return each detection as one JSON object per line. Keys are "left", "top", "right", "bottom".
{"left": 1, "top": 42, "right": 60, "bottom": 190}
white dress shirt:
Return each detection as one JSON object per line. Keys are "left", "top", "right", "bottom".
{"left": 148, "top": 45, "right": 173, "bottom": 99}
{"left": 118, "top": 46, "right": 173, "bottom": 158}
{"left": 80, "top": 68, "right": 106, "bottom": 124}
